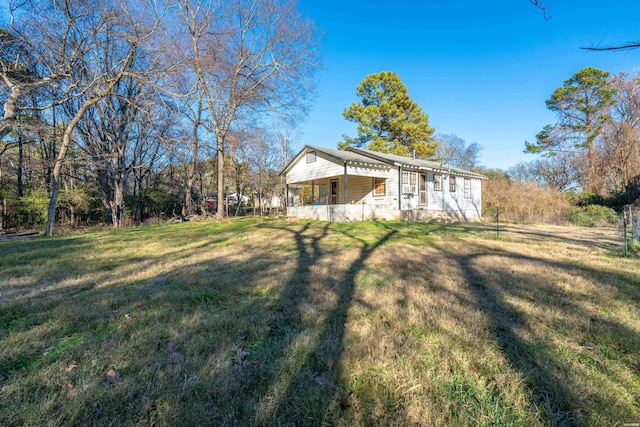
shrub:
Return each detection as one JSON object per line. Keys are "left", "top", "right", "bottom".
{"left": 18, "top": 190, "right": 50, "bottom": 228}
{"left": 482, "top": 178, "right": 574, "bottom": 224}
{"left": 59, "top": 188, "right": 92, "bottom": 224}
{"left": 570, "top": 205, "right": 620, "bottom": 227}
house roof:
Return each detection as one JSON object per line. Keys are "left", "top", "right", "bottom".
{"left": 345, "top": 147, "right": 487, "bottom": 179}
{"left": 281, "top": 144, "right": 486, "bottom": 179}
{"left": 280, "top": 145, "right": 388, "bottom": 175}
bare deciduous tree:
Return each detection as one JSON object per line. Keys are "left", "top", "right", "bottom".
{"left": 170, "top": 0, "right": 319, "bottom": 219}
{"left": 9, "top": 0, "right": 166, "bottom": 235}
{"left": 433, "top": 133, "right": 482, "bottom": 170}
{"left": 598, "top": 71, "right": 640, "bottom": 192}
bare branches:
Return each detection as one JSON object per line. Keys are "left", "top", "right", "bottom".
{"left": 527, "top": 0, "right": 640, "bottom": 52}
{"left": 529, "top": 0, "right": 553, "bottom": 20}
{"left": 581, "top": 42, "right": 640, "bottom": 52}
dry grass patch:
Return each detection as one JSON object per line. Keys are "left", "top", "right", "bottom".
{"left": 0, "top": 219, "right": 638, "bottom": 425}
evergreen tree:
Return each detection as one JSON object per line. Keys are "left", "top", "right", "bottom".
{"left": 339, "top": 71, "right": 435, "bottom": 158}
{"left": 525, "top": 67, "right": 616, "bottom": 193}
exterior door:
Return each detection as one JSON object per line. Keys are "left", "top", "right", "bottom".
{"left": 330, "top": 179, "right": 339, "bottom": 204}
{"left": 419, "top": 174, "right": 427, "bottom": 205}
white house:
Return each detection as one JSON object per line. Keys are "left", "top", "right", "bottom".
{"left": 281, "top": 145, "right": 486, "bottom": 222}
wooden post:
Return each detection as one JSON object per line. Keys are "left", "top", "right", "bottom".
{"left": 632, "top": 213, "right": 639, "bottom": 246}
{"left": 343, "top": 162, "right": 348, "bottom": 204}
{"left": 623, "top": 210, "right": 628, "bottom": 255}
{"left": 285, "top": 184, "right": 289, "bottom": 212}
{"left": 496, "top": 206, "right": 500, "bottom": 238}
{"left": 398, "top": 166, "right": 402, "bottom": 211}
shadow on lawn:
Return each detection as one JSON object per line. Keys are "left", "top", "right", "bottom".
{"left": 234, "top": 222, "right": 398, "bottom": 424}
{"left": 429, "top": 242, "right": 640, "bottom": 426}
{"left": 0, "top": 221, "right": 398, "bottom": 425}
{"left": 1, "top": 221, "right": 637, "bottom": 425}
{"left": 473, "top": 222, "right": 621, "bottom": 251}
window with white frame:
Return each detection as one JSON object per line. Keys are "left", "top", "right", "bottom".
{"left": 449, "top": 176, "right": 456, "bottom": 192}
{"left": 402, "top": 171, "right": 417, "bottom": 185}
{"left": 373, "top": 177, "right": 386, "bottom": 196}
{"left": 402, "top": 171, "right": 417, "bottom": 194}
{"left": 464, "top": 179, "right": 471, "bottom": 198}
{"left": 433, "top": 174, "right": 442, "bottom": 191}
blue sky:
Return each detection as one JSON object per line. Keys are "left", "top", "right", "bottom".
{"left": 296, "top": 0, "right": 640, "bottom": 170}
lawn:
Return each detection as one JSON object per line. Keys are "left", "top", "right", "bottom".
{"left": 0, "top": 218, "right": 638, "bottom": 426}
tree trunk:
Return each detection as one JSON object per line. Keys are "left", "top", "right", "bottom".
{"left": 216, "top": 133, "right": 225, "bottom": 220}
{"left": 587, "top": 138, "right": 600, "bottom": 194}
{"left": 113, "top": 179, "right": 124, "bottom": 227}
{"left": 17, "top": 130, "right": 24, "bottom": 198}
{"left": 46, "top": 100, "right": 100, "bottom": 235}
{"left": 44, "top": 44, "right": 136, "bottom": 236}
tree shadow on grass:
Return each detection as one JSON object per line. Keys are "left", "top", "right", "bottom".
{"left": 214, "top": 221, "right": 397, "bottom": 425}
{"left": 2, "top": 221, "right": 637, "bottom": 425}
{"left": 430, "top": 242, "right": 640, "bottom": 425}
{"left": 0, "top": 220, "right": 398, "bottom": 425}
{"left": 473, "top": 222, "right": 622, "bottom": 251}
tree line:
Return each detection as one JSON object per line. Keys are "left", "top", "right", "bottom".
{"left": 482, "top": 67, "right": 640, "bottom": 224}
{"left": 0, "top": 0, "right": 320, "bottom": 235}
{"left": 338, "top": 68, "right": 640, "bottom": 225}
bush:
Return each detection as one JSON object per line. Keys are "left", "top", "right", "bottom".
{"left": 482, "top": 178, "right": 574, "bottom": 224}
{"left": 59, "top": 188, "right": 91, "bottom": 224}
{"left": 570, "top": 205, "right": 620, "bottom": 227}
{"left": 18, "top": 190, "right": 50, "bottom": 228}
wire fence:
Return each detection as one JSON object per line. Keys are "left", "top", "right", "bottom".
{"left": 621, "top": 208, "right": 639, "bottom": 255}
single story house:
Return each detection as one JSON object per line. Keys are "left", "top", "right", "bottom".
{"left": 280, "top": 145, "right": 486, "bottom": 222}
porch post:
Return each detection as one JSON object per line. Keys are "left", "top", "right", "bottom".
{"left": 285, "top": 184, "right": 289, "bottom": 212}
{"left": 398, "top": 166, "right": 402, "bottom": 210}
{"left": 311, "top": 180, "right": 315, "bottom": 203}
{"left": 344, "top": 161, "right": 348, "bottom": 204}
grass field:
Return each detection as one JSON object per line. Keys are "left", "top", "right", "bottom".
{"left": 0, "top": 218, "right": 638, "bottom": 426}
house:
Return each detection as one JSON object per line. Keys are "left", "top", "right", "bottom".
{"left": 280, "top": 145, "right": 486, "bottom": 222}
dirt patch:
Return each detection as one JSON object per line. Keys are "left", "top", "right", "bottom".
{"left": 475, "top": 223, "right": 621, "bottom": 250}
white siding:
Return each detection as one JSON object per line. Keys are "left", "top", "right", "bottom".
{"left": 283, "top": 147, "right": 483, "bottom": 221}
{"left": 286, "top": 151, "right": 344, "bottom": 184}
{"left": 345, "top": 174, "right": 398, "bottom": 208}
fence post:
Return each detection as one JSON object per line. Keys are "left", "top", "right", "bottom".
{"left": 632, "top": 213, "right": 639, "bottom": 246}
{"left": 622, "top": 210, "right": 628, "bottom": 255}
{"left": 496, "top": 206, "right": 500, "bottom": 238}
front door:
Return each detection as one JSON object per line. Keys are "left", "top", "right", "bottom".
{"left": 419, "top": 173, "right": 427, "bottom": 205}
{"left": 330, "top": 179, "right": 339, "bottom": 204}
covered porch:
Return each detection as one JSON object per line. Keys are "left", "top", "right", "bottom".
{"left": 286, "top": 173, "right": 400, "bottom": 221}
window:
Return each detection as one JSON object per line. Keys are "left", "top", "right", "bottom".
{"left": 464, "top": 179, "right": 471, "bottom": 198}
{"left": 401, "top": 171, "right": 417, "bottom": 185}
{"left": 306, "top": 151, "right": 316, "bottom": 163}
{"left": 433, "top": 174, "right": 442, "bottom": 191}
{"left": 449, "top": 176, "right": 456, "bottom": 193}
{"left": 373, "top": 177, "right": 386, "bottom": 196}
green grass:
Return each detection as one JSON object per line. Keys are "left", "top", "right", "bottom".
{"left": 0, "top": 218, "right": 638, "bottom": 426}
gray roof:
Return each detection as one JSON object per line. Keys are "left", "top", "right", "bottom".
{"left": 280, "top": 145, "right": 388, "bottom": 174}
{"left": 281, "top": 144, "right": 486, "bottom": 179}
{"left": 307, "top": 145, "right": 388, "bottom": 165}
{"left": 346, "top": 147, "right": 486, "bottom": 179}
